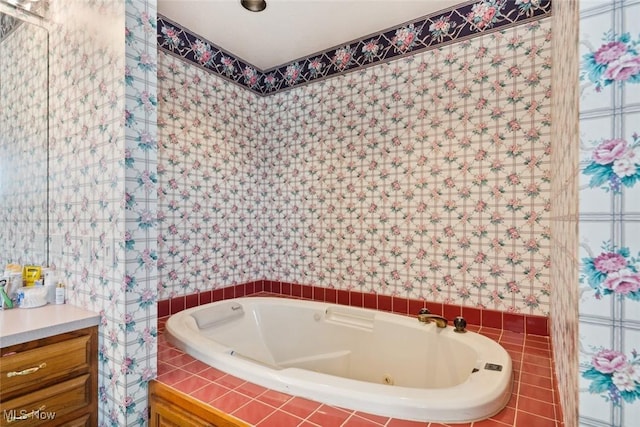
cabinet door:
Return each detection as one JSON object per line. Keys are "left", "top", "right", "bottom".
{"left": 0, "top": 375, "right": 91, "bottom": 427}
{"left": 150, "top": 400, "right": 213, "bottom": 427}
{"left": 149, "top": 381, "right": 249, "bottom": 427}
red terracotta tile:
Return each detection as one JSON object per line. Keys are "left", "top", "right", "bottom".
{"left": 170, "top": 296, "right": 185, "bottom": 314}
{"left": 392, "top": 296, "right": 408, "bottom": 314}
{"left": 473, "top": 418, "right": 511, "bottom": 426}
{"left": 157, "top": 361, "right": 174, "bottom": 376}
{"left": 526, "top": 315, "right": 549, "bottom": 336}
{"left": 500, "top": 330, "right": 525, "bottom": 345}
{"left": 378, "top": 294, "right": 392, "bottom": 312}
{"left": 157, "top": 368, "right": 192, "bottom": 386}
{"left": 302, "top": 284, "right": 313, "bottom": 299}
{"left": 245, "top": 281, "right": 256, "bottom": 295}
{"left": 425, "top": 301, "right": 442, "bottom": 316}
{"left": 506, "top": 390, "right": 518, "bottom": 408}
{"left": 173, "top": 375, "right": 210, "bottom": 394}
{"left": 280, "top": 397, "right": 322, "bottom": 419}
{"left": 257, "top": 389, "right": 293, "bottom": 408}
{"left": 210, "top": 390, "right": 252, "bottom": 413}
{"left": 337, "top": 289, "right": 350, "bottom": 306}
{"left": 488, "top": 405, "right": 516, "bottom": 425}
{"left": 223, "top": 286, "right": 235, "bottom": 299}
{"left": 216, "top": 374, "right": 247, "bottom": 390}
{"left": 189, "top": 382, "right": 231, "bottom": 404}
{"left": 525, "top": 346, "right": 552, "bottom": 358}
{"left": 522, "top": 353, "right": 552, "bottom": 368}
{"left": 386, "top": 418, "right": 426, "bottom": 427}
{"left": 200, "top": 290, "right": 212, "bottom": 305}
{"left": 325, "top": 287, "right": 337, "bottom": 303}
{"left": 342, "top": 413, "right": 385, "bottom": 426}
{"left": 232, "top": 400, "right": 276, "bottom": 425}
{"left": 503, "top": 347, "right": 523, "bottom": 361}
{"left": 236, "top": 381, "right": 269, "bottom": 398}
{"left": 520, "top": 372, "right": 553, "bottom": 389}
{"left": 182, "top": 359, "right": 210, "bottom": 375}
{"left": 280, "top": 282, "right": 290, "bottom": 295}
{"left": 186, "top": 293, "right": 198, "bottom": 309}
{"left": 292, "top": 283, "right": 302, "bottom": 297}
{"left": 213, "top": 288, "right": 224, "bottom": 302}
{"left": 353, "top": 411, "right": 389, "bottom": 424}
{"left": 514, "top": 410, "right": 556, "bottom": 427}
{"left": 197, "top": 366, "right": 228, "bottom": 382}
{"left": 166, "top": 353, "right": 197, "bottom": 367}
{"left": 363, "top": 292, "right": 377, "bottom": 309}
{"left": 519, "top": 383, "right": 555, "bottom": 402}
{"left": 503, "top": 312, "right": 525, "bottom": 333}
{"left": 351, "top": 291, "right": 364, "bottom": 307}
{"left": 443, "top": 303, "right": 461, "bottom": 320}
{"left": 235, "top": 283, "right": 246, "bottom": 297}
{"left": 257, "top": 409, "right": 304, "bottom": 427}
{"left": 482, "top": 310, "right": 502, "bottom": 329}
{"left": 313, "top": 286, "right": 325, "bottom": 301}
{"left": 525, "top": 334, "right": 550, "bottom": 344}
{"left": 158, "top": 299, "right": 170, "bottom": 317}
{"left": 461, "top": 306, "right": 481, "bottom": 325}
{"left": 159, "top": 347, "right": 183, "bottom": 361}
{"left": 408, "top": 299, "right": 425, "bottom": 317}
{"left": 307, "top": 405, "right": 351, "bottom": 427}
{"left": 263, "top": 280, "right": 273, "bottom": 293}
{"left": 517, "top": 395, "right": 556, "bottom": 418}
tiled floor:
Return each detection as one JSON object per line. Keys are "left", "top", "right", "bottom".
{"left": 157, "top": 316, "right": 563, "bottom": 427}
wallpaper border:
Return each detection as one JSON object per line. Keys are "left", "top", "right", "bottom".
{"left": 157, "top": 0, "right": 551, "bottom": 96}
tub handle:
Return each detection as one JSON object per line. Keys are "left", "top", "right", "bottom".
{"left": 231, "top": 304, "right": 242, "bottom": 311}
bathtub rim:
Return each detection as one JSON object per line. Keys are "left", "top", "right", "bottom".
{"left": 165, "top": 296, "right": 513, "bottom": 423}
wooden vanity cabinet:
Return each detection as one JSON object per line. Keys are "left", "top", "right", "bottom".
{"left": 0, "top": 326, "right": 98, "bottom": 426}
{"left": 149, "top": 380, "right": 249, "bottom": 427}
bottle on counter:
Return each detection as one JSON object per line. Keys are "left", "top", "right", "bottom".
{"left": 55, "top": 283, "right": 65, "bottom": 305}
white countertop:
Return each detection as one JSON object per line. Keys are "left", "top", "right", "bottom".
{"left": 0, "top": 304, "right": 100, "bottom": 348}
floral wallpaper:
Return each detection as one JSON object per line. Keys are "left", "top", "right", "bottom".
{"left": 0, "top": 15, "right": 48, "bottom": 267}
{"left": 156, "top": 51, "right": 264, "bottom": 299}
{"left": 158, "top": 13, "right": 553, "bottom": 318}
{"left": 260, "top": 19, "right": 552, "bottom": 316}
{"left": 578, "top": 0, "right": 640, "bottom": 425}
{"left": 157, "top": 0, "right": 551, "bottom": 95}
{"left": 47, "top": 0, "right": 157, "bottom": 425}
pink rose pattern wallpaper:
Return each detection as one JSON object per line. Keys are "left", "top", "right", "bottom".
{"left": 46, "top": 0, "right": 158, "bottom": 425}
{"left": 158, "top": 15, "right": 553, "bottom": 318}
{"left": 0, "top": 16, "right": 48, "bottom": 267}
{"left": 579, "top": 0, "right": 640, "bottom": 425}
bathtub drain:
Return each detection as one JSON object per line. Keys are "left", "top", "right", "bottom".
{"left": 383, "top": 374, "right": 394, "bottom": 385}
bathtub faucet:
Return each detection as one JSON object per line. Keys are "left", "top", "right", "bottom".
{"left": 417, "top": 308, "right": 448, "bottom": 328}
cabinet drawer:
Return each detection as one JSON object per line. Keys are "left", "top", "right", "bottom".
{"left": 0, "top": 374, "right": 91, "bottom": 426}
{"left": 0, "top": 335, "right": 91, "bottom": 398}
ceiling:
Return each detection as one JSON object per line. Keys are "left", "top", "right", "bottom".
{"left": 157, "top": 0, "right": 463, "bottom": 71}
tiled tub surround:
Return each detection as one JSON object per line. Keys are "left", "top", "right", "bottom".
{"left": 157, "top": 293, "right": 563, "bottom": 427}
{"left": 158, "top": 281, "right": 548, "bottom": 336}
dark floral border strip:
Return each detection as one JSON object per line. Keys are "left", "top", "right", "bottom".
{"left": 0, "top": 13, "right": 20, "bottom": 41}
{"left": 158, "top": 0, "right": 551, "bottom": 96}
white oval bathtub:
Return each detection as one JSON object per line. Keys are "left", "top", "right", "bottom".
{"left": 165, "top": 297, "right": 512, "bottom": 423}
